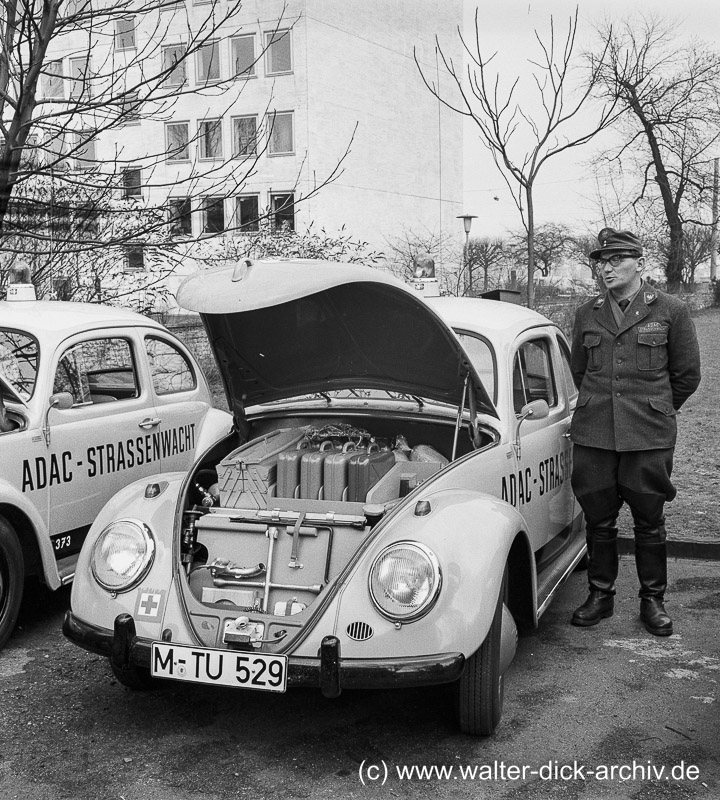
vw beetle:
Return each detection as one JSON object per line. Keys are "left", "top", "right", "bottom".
{"left": 63, "top": 260, "right": 585, "bottom": 736}
{"left": 0, "top": 280, "right": 232, "bottom": 650}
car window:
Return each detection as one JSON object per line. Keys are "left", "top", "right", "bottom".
{"left": 558, "top": 337, "right": 578, "bottom": 400}
{"left": 0, "top": 329, "right": 39, "bottom": 401}
{"left": 456, "top": 331, "right": 496, "bottom": 403}
{"left": 145, "top": 336, "right": 197, "bottom": 395}
{"left": 512, "top": 338, "right": 558, "bottom": 415}
{"left": 53, "top": 338, "right": 139, "bottom": 406}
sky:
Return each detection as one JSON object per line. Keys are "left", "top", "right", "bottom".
{"left": 460, "top": 0, "right": 720, "bottom": 239}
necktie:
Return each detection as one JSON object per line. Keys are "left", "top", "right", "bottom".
{"left": 618, "top": 299, "right": 630, "bottom": 313}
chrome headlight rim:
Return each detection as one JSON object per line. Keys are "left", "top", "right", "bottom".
{"left": 368, "top": 540, "right": 442, "bottom": 623}
{"left": 90, "top": 518, "right": 156, "bottom": 593}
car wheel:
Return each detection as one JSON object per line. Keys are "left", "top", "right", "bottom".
{"left": 455, "top": 581, "right": 505, "bottom": 736}
{"left": 110, "top": 661, "right": 156, "bottom": 690}
{"left": 0, "top": 516, "right": 25, "bottom": 651}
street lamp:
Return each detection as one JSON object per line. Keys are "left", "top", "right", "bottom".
{"left": 457, "top": 214, "right": 477, "bottom": 295}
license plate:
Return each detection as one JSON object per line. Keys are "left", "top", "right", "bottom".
{"left": 151, "top": 642, "right": 287, "bottom": 692}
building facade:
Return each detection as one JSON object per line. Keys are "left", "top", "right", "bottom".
{"left": 44, "top": 0, "right": 464, "bottom": 267}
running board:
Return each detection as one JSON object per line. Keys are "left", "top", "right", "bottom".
{"left": 536, "top": 538, "right": 586, "bottom": 620}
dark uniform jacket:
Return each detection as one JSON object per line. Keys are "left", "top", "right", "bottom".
{"left": 570, "top": 283, "right": 701, "bottom": 451}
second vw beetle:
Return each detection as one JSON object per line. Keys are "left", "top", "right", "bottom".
{"left": 64, "top": 260, "right": 584, "bottom": 736}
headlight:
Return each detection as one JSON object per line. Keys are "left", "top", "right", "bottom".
{"left": 369, "top": 541, "right": 441, "bottom": 622}
{"left": 90, "top": 519, "right": 155, "bottom": 593}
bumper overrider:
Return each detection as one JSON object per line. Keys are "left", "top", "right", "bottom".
{"left": 62, "top": 611, "right": 465, "bottom": 696}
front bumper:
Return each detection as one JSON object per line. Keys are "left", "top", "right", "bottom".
{"left": 63, "top": 611, "right": 465, "bottom": 696}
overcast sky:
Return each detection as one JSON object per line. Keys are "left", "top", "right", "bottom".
{"left": 461, "top": 1, "right": 720, "bottom": 238}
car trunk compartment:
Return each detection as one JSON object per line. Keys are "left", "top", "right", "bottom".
{"left": 181, "top": 424, "right": 455, "bottom": 631}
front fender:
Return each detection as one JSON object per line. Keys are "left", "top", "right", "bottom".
{"left": 70, "top": 472, "right": 185, "bottom": 632}
{"left": 295, "top": 488, "right": 530, "bottom": 661}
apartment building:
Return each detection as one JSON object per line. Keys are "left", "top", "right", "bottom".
{"left": 42, "top": 0, "right": 464, "bottom": 264}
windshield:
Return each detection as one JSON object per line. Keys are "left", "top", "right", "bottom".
{"left": 0, "top": 329, "right": 40, "bottom": 401}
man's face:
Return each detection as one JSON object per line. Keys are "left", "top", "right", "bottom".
{"left": 597, "top": 253, "right": 644, "bottom": 296}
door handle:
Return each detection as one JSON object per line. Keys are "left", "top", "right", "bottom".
{"left": 138, "top": 417, "right": 161, "bottom": 429}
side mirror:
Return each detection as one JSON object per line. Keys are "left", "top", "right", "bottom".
{"left": 514, "top": 399, "right": 550, "bottom": 459}
{"left": 49, "top": 392, "right": 74, "bottom": 411}
{"left": 42, "top": 392, "right": 74, "bottom": 445}
{"left": 519, "top": 399, "right": 550, "bottom": 422}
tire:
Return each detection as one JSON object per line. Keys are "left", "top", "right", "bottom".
{"left": 110, "top": 661, "right": 156, "bottom": 690}
{"left": 0, "top": 517, "right": 25, "bottom": 651}
{"left": 455, "top": 582, "right": 506, "bottom": 736}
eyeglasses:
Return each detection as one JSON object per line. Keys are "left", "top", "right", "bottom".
{"left": 596, "top": 254, "right": 639, "bottom": 266}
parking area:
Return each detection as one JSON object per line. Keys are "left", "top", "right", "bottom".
{"left": 0, "top": 554, "right": 717, "bottom": 800}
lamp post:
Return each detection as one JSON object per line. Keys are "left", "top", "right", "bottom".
{"left": 457, "top": 214, "right": 477, "bottom": 296}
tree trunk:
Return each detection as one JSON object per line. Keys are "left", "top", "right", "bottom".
{"left": 526, "top": 184, "right": 535, "bottom": 309}
{"left": 666, "top": 221, "right": 684, "bottom": 291}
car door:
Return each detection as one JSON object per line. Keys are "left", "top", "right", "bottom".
{"left": 141, "top": 333, "right": 208, "bottom": 472}
{"left": 507, "top": 331, "right": 575, "bottom": 550}
{"left": 45, "top": 330, "right": 162, "bottom": 562}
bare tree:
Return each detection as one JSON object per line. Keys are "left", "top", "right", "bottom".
{"left": 467, "top": 235, "right": 507, "bottom": 294}
{"left": 658, "top": 223, "right": 715, "bottom": 285}
{"left": 0, "top": 1, "right": 350, "bottom": 298}
{"left": 591, "top": 15, "right": 720, "bottom": 289}
{"left": 510, "top": 222, "right": 574, "bottom": 279}
{"left": 416, "top": 7, "right": 617, "bottom": 307}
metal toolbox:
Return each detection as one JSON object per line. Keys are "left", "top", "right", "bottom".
{"left": 216, "top": 428, "right": 307, "bottom": 507}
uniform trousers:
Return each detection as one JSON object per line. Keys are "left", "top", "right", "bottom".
{"left": 571, "top": 445, "right": 675, "bottom": 534}
{"left": 571, "top": 444, "right": 675, "bottom": 601}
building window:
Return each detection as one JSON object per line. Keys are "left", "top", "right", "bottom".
{"left": 162, "top": 45, "right": 187, "bottom": 87}
{"left": 271, "top": 192, "right": 294, "bottom": 231}
{"left": 125, "top": 247, "right": 145, "bottom": 273}
{"left": 123, "top": 168, "right": 142, "bottom": 199}
{"left": 42, "top": 61, "right": 64, "bottom": 99}
{"left": 198, "top": 119, "right": 223, "bottom": 160}
{"left": 232, "top": 116, "right": 257, "bottom": 157}
{"left": 197, "top": 41, "right": 220, "bottom": 84}
{"left": 267, "top": 111, "right": 294, "bottom": 155}
{"left": 201, "top": 197, "right": 225, "bottom": 233}
{"left": 236, "top": 195, "right": 259, "bottom": 232}
{"left": 265, "top": 29, "right": 292, "bottom": 75}
{"left": 69, "top": 56, "right": 91, "bottom": 99}
{"left": 166, "top": 122, "right": 189, "bottom": 161}
{"left": 72, "top": 132, "right": 96, "bottom": 170}
{"left": 231, "top": 35, "right": 255, "bottom": 77}
{"left": 115, "top": 17, "right": 136, "bottom": 50}
{"left": 168, "top": 198, "right": 192, "bottom": 236}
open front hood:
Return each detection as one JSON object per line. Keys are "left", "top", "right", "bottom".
{"left": 176, "top": 260, "right": 497, "bottom": 420}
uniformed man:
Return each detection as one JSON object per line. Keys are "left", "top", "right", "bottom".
{"left": 570, "top": 229, "right": 701, "bottom": 636}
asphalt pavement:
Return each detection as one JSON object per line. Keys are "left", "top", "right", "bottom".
{"left": 0, "top": 554, "right": 718, "bottom": 799}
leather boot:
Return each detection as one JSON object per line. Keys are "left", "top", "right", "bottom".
{"left": 635, "top": 541, "right": 673, "bottom": 636}
{"left": 572, "top": 528, "right": 618, "bottom": 627}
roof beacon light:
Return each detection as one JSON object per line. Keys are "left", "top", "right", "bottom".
{"left": 411, "top": 253, "right": 439, "bottom": 298}
{"left": 6, "top": 265, "right": 36, "bottom": 302}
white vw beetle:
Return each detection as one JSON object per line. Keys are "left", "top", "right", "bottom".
{"left": 0, "top": 283, "right": 232, "bottom": 650}
{"left": 64, "top": 260, "right": 584, "bottom": 735}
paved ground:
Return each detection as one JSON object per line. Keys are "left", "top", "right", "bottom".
{"left": 0, "top": 556, "right": 718, "bottom": 799}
